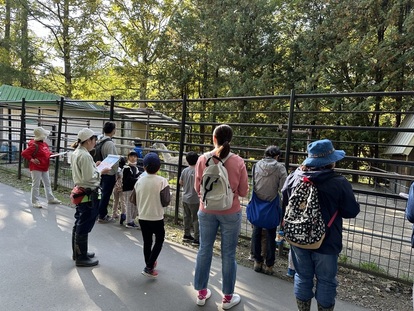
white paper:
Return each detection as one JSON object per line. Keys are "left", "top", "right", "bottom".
{"left": 399, "top": 192, "right": 409, "bottom": 199}
{"left": 97, "top": 154, "right": 120, "bottom": 172}
{"left": 50, "top": 151, "right": 68, "bottom": 158}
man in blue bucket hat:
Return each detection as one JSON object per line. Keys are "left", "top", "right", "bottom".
{"left": 281, "top": 139, "right": 360, "bottom": 311}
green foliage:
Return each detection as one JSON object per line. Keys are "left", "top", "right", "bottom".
{"left": 359, "top": 261, "right": 386, "bottom": 274}
{"left": 339, "top": 254, "right": 350, "bottom": 264}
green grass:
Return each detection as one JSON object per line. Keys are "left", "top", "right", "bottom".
{"left": 359, "top": 261, "right": 386, "bottom": 274}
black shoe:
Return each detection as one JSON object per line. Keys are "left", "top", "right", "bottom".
{"left": 72, "top": 252, "right": 95, "bottom": 261}
{"left": 120, "top": 213, "right": 126, "bottom": 225}
{"left": 76, "top": 256, "right": 99, "bottom": 267}
{"left": 182, "top": 235, "right": 194, "bottom": 242}
{"left": 192, "top": 239, "right": 200, "bottom": 246}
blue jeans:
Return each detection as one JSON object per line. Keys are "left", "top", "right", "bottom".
{"left": 98, "top": 174, "right": 116, "bottom": 219}
{"left": 194, "top": 210, "right": 241, "bottom": 295}
{"left": 291, "top": 246, "right": 338, "bottom": 308}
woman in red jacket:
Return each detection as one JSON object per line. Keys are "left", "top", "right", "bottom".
{"left": 21, "top": 127, "right": 61, "bottom": 208}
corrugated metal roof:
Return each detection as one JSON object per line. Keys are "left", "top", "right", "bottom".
{"left": 0, "top": 84, "right": 59, "bottom": 101}
{"left": 383, "top": 114, "right": 414, "bottom": 155}
{"left": 0, "top": 85, "right": 106, "bottom": 111}
{"left": 0, "top": 84, "right": 184, "bottom": 127}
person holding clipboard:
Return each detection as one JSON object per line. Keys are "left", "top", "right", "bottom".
{"left": 70, "top": 128, "right": 111, "bottom": 267}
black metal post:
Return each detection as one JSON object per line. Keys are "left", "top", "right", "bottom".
{"left": 17, "top": 98, "right": 26, "bottom": 180}
{"left": 174, "top": 94, "right": 188, "bottom": 224}
{"left": 53, "top": 97, "right": 65, "bottom": 190}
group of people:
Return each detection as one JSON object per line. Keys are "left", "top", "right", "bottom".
{"left": 22, "top": 122, "right": 370, "bottom": 311}
{"left": 247, "top": 139, "right": 360, "bottom": 311}
{"left": 69, "top": 127, "right": 170, "bottom": 277}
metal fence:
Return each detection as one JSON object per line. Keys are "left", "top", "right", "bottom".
{"left": 0, "top": 91, "right": 413, "bottom": 283}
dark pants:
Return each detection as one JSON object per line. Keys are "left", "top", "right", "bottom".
{"left": 73, "top": 192, "right": 100, "bottom": 235}
{"left": 98, "top": 174, "right": 116, "bottom": 219}
{"left": 252, "top": 226, "right": 277, "bottom": 266}
{"left": 139, "top": 219, "right": 165, "bottom": 269}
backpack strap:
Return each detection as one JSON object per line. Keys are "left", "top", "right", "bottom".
{"left": 204, "top": 152, "right": 233, "bottom": 166}
{"left": 327, "top": 210, "right": 339, "bottom": 228}
{"left": 32, "top": 143, "right": 39, "bottom": 157}
{"left": 252, "top": 163, "right": 256, "bottom": 186}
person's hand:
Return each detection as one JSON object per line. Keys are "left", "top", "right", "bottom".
{"left": 96, "top": 160, "right": 102, "bottom": 166}
{"left": 31, "top": 158, "right": 40, "bottom": 165}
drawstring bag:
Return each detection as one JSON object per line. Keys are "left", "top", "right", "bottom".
{"left": 246, "top": 191, "right": 281, "bottom": 229}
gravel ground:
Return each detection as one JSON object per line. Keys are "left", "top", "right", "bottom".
{"left": 2, "top": 168, "right": 413, "bottom": 311}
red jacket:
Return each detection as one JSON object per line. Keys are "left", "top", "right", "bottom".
{"left": 21, "top": 140, "right": 52, "bottom": 172}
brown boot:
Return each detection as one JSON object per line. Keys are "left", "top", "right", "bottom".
{"left": 253, "top": 261, "right": 263, "bottom": 272}
{"left": 317, "top": 303, "right": 335, "bottom": 311}
{"left": 296, "top": 298, "right": 311, "bottom": 311}
{"left": 264, "top": 265, "right": 274, "bottom": 275}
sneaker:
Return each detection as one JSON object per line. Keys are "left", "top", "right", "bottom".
{"left": 191, "top": 239, "right": 200, "bottom": 246}
{"left": 253, "top": 261, "right": 263, "bottom": 273}
{"left": 196, "top": 289, "right": 211, "bottom": 306}
{"left": 112, "top": 213, "right": 119, "bottom": 219}
{"left": 182, "top": 235, "right": 194, "bottom": 242}
{"left": 286, "top": 268, "right": 296, "bottom": 277}
{"left": 142, "top": 267, "right": 158, "bottom": 278}
{"left": 48, "top": 198, "right": 61, "bottom": 204}
{"left": 222, "top": 294, "right": 241, "bottom": 310}
{"left": 125, "top": 221, "right": 140, "bottom": 229}
{"left": 97, "top": 215, "right": 114, "bottom": 223}
{"left": 32, "top": 202, "right": 43, "bottom": 208}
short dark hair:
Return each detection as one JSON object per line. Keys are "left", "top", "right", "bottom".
{"left": 103, "top": 121, "right": 116, "bottom": 134}
{"left": 186, "top": 151, "right": 199, "bottom": 166}
{"left": 264, "top": 145, "right": 281, "bottom": 158}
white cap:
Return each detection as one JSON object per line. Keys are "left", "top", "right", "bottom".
{"left": 77, "top": 128, "right": 97, "bottom": 142}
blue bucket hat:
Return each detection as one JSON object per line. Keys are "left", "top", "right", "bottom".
{"left": 302, "top": 139, "right": 345, "bottom": 167}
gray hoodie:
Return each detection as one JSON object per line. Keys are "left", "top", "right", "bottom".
{"left": 253, "top": 157, "right": 287, "bottom": 201}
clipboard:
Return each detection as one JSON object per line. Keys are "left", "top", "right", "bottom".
{"left": 97, "top": 154, "right": 120, "bottom": 172}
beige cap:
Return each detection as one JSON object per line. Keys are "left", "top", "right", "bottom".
{"left": 77, "top": 128, "right": 97, "bottom": 142}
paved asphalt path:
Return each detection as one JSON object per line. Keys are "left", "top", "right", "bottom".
{"left": 0, "top": 182, "right": 370, "bottom": 311}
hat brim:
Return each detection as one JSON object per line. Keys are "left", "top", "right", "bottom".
{"left": 302, "top": 150, "right": 345, "bottom": 167}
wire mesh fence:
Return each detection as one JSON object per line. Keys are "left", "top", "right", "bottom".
{"left": 0, "top": 91, "right": 413, "bottom": 283}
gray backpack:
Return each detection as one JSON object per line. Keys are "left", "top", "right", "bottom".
{"left": 200, "top": 153, "right": 233, "bottom": 211}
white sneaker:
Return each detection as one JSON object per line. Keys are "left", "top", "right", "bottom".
{"left": 48, "top": 198, "right": 61, "bottom": 204}
{"left": 32, "top": 202, "right": 43, "bottom": 208}
{"left": 196, "top": 289, "right": 211, "bottom": 306}
{"left": 222, "top": 294, "right": 241, "bottom": 310}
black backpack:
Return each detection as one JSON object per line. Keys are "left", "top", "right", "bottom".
{"left": 90, "top": 138, "right": 110, "bottom": 162}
